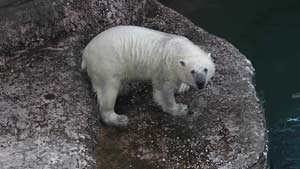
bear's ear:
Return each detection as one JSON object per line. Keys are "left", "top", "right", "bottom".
{"left": 179, "top": 60, "right": 185, "bottom": 67}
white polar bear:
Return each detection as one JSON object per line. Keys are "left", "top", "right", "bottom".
{"left": 82, "top": 25, "right": 215, "bottom": 127}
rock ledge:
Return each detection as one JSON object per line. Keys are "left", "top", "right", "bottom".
{"left": 0, "top": 0, "right": 266, "bottom": 169}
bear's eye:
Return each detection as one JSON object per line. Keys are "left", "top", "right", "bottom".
{"left": 191, "top": 70, "right": 195, "bottom": 74}
{"left": 204, "top": 68, "right": 208, "bottom": 73}
{"left": 179, "top": 61, "right": 185, "bottom": 67}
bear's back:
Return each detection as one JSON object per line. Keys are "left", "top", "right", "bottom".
{"left": 82, "top": 26, "right": 195, "bottom": 80}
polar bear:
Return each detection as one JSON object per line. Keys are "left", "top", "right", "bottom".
{"left": 82, "top": 25, "right": 215, "bottom": 127}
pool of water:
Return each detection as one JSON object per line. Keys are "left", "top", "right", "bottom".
{"left": 161, "top": 0, "right": 300, "bottom": 168}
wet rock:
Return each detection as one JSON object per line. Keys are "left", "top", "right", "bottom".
{"left": 0, "top": 0, "right": 266, "bottom": 169}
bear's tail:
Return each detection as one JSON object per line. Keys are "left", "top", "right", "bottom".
{"left": 81, "top": 50, "right": 87, "bottom": 71}
{"left": 81, "top": 59, "right": 86, "bottom": 71}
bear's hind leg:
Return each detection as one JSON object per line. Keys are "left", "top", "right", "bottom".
{"left": 94, "top": 79, "right": 128, "bottom": 127}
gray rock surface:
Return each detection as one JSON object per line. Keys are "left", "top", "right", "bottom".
{"left": 0, "top": 0, "right": 266, "bottom": 169}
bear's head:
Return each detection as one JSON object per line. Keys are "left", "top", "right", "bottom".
{"left": 176, "top": 53, "right": 215, "bottom": 89}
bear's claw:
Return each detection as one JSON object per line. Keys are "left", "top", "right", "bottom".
{"left": 102, "top": 112, "right": 129, "bottom": 127}
{"left": 167, "top": 103, "right": 188, "bottom": 116}
{"left": 177, "top": 83, "right": 190, "bottom": 93}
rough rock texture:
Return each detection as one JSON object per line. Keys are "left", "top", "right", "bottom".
{"left": 0, "top": 0, "right": 266, "bottom": 169}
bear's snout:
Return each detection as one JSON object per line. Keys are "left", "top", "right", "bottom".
{"left": 195, "top": 73, "right": 206, "bottom": 89}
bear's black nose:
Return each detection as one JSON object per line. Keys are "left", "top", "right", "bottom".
{"left": 195, "top": 73, "right": 206, "bottom": 89}
{"left": 196, "top": 81, "right": 205, "bottom": 89}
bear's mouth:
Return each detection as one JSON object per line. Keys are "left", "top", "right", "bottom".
{"left": 196, "top": 82, "right": 205, "bottom": 89}
{"left": 189, "top": 82, "right": 205, "bottom": 90}
{"left": 194, "top": 73, "right": 206, "bottom": 90}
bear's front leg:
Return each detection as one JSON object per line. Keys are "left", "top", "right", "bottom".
{"left": 176, "top": 83, "right": 190, "bottom": 94}
{"left": 153, "top": 81, "right": 188, "bottom": 116}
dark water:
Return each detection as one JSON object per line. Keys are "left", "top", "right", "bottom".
{"left": 161, "top": 0, "right": 300, "bottom": 168}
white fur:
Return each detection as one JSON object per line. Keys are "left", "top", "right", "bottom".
{"left": 82, "top": 25, "right": 215, "bottom": 127}
{"left": 177, "top": 83, "right": 190, "bottom": 93}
